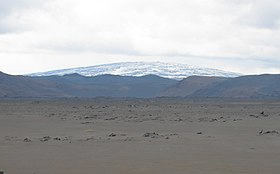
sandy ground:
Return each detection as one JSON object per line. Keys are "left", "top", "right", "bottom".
{"left": 0, "top": 98, "right": 280, "bottom": 174}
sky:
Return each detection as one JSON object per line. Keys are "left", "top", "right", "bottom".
{"left": 0, "top": 0, "right": 280, "bottom": 75}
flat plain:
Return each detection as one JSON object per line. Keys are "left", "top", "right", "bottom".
{"left": 1, "top": 98, "right": 280, "bottom": 174}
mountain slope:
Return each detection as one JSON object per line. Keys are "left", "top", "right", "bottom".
{"left": 29, "top": 62, "right": 241, "bottom": 80}
{"left": 0, "top": 71, "right": 177, "bottom": 98}
{"left": 191, "top": 74, "right": 280, "bottom": 98}
{"left": 2, "top": 70, "right": 280, "bottom": 99}
{"left": 0, "top": 72, "right": 65, "bottom": 98}
{"left": 159, "top": 76, "right": 227, "bottom": 97}
{"left": 32, "top": 74, "right": 177, "bottom": 98}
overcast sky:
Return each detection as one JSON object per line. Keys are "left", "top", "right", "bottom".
{"left": 0, "top": 0, "right": 280, "bottom": 75}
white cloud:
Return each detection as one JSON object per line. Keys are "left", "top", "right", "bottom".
{"left": 0, "top": 0, "right": 279, "bottom": 75}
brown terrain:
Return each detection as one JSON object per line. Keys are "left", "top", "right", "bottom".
{"left": 1, "top": 98, "right": 280, "bottom": 174}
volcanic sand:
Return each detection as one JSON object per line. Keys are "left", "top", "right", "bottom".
{"left": 1, "top": 98, "right": 280, "bottom": 174}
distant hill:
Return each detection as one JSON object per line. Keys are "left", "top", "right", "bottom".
{"left": 190, "top": 74, "right": 280, "bottom": 98}
{"left": 159, "top": 76, "right": 227, "bottom": 97}
{"left": 28, "top": 62, "right": 241, "bottom": 80}
{"left": 0, "top": 71, "right": 64, "bottom": 98}
{"left": 32, "top": 74, "right": 177, "bottom": 98}
{"left": 0, "top": 72, "right": 177, "bottom": 98}
{"left": 1, "top": 71, "right": 280, "bottom": 99}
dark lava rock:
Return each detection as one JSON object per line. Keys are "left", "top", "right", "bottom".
{"left": 143, "top": 132, "right": 160, "bottom": 138}
{"left": 40, "top": 136, "right": 51, "bottom": 142}
{"left": 259, "top": 130, "right": 279, "bottom": 135}
{"left": 23, "top": 138, "right": 31, "bottom": 142}
{"left": 263, "top": 130, "right": 279, "bottom": 135}
{"left": 109, "top": 133, "right": 117, "bottom": 137}
{"left": 53, "top": 137, "right": 61, "bottom": 141}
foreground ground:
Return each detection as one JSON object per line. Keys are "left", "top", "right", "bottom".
{"left": 0, "top": 98, "right": 280, "bottom": 174}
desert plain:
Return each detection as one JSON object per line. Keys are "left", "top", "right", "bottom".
{"left": 0, "top": 98, "right": 280, "bottom": 174}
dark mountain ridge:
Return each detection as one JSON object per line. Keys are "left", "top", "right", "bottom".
{"left": 0, "top": 72, "right": 177, "bottom": 98}
{"left": 1, "top": 71, "right": 280, "bottom": 99}
{"left": 159, "top": 76, "right": 227, "bottom": 97}
{"left": 190, "top": 74, "right": 280, "bottom": 98}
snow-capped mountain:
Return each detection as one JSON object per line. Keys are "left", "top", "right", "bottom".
{"left": 28, "top": 62, "right": 241, "bottom": 80}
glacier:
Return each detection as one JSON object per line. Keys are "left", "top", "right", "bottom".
{"left": 28, "top": 61, "right": 241, "bottom": 80}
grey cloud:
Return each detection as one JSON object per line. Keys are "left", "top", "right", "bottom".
{"left": 0, "top": 26, "right": 15, "bottom": 34}
{"left": 249, "top": 57, "right": 280, "bottom": 69}
{"left": 0, "top": 0, "right": 46, "bottom": 16}
{"left": 1, "top": 0, "right": 280, "bottom": 75}
{"left": 236, "top": 0, "right": 280, "bottom": 29}
{"left": 0, "top": 0, "right": 47, "bottom": 34}
{"left": 34, "top": 40, "right": 144, "bottom": 56}
{"left": 209, "top": 56, "right": 280, "bottom": 73}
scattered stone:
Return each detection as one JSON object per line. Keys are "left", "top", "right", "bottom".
{"left": 198, "top": 117, "right": 218, "bottom": 122}
{"left": 250, "top": 112, "right": 269, "bottom": 118}
{"left": 174, "top": 118, "right": 184, "bottom": 122}
{"left": 81, "top": 121, "right": 94, "bottom": 124}
{"left": 53, "top": 137, "right": 61, "bottom": 141}
{"left": 109, "top": 133, "right": 117, "bottom": 137}
{"left": 5, "top": 136, "right": 18, "bottom": 141}
{"left": 23, "top": 138, "right": 31, "bottom": 142}
{"left": 143, "top": 132, "right": 160, "bottom": 138}
{"left": 124, "top": 137, "right": 134, "bottom": 141}
{"left": 62, "top": 137, "right": 71, "bottom": 141}
{"left": 260, "top": 111, "right": 269, "bottom": 117}
{"left": 250, "top": 114, "right": 259, "bottom": 118}
{"left": 259, "top": 130, "right": 279, "bottom": 135}
{"left": 40, "top": 136, "right": 51, "bottom": 142}
{"left": 105, "top": 117, "right": 118, "bottom": 121}
{"left": 169, "top": 133, "right": 178, "bottom": 136}
{"left": 263, "top": 130, "right": 279, "bottom": 135}
{"left": 84, "top": 116, "right": 94, "bottom": 119}
{"left": 84, "top": 137, "right": 94, "bottom": 141}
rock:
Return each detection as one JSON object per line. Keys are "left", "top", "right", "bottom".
{"left": 143, "top": 132, "right": 160, "bottom": 138}
{"left": 81, "top": 121, "right": 94, "bottom": 124}
{"left": 197, "top": 132, "right": 202, "bottom": 135}
{"left": 105, "top": 117, "right": 118, "bottom": 121}
{"left": 40, "top": 136, "right": 51, "bottom": 142}
{"left": 84, "top": 137, "right": 94, "bottom": 141}
{"left": 259, "top": 130, "right": 279, "bottom": 135}
{"left": 124, "top": 137, "right": 134, "bottom": 141}
{"left": 53, "top": 137, "right": 61, "bottom": 141}
{"left": 198, "top": 117, "right": 218, "bottom": 122}
{"left": 210, "top": 118, "right": 218, "bottom": 122}
{"left": 109, "top": 133, "right": 117, "bottom": 137}
{"left": 23, "top": 138, "right": 31, "bottom": 142}
{"left": 250, "top": 114, "right": 259, "bottom": 118}
{"left": 263, "top": 130, "right": 279, "bottom": 135}
{"left": 260, "top": 111, "right": 269, "bottom": 117}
